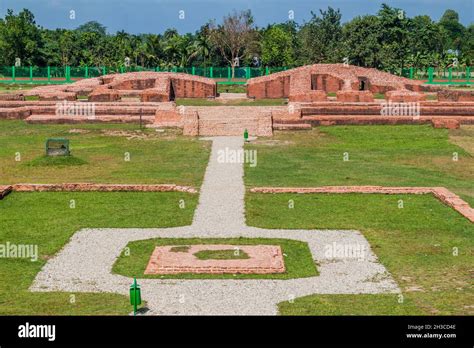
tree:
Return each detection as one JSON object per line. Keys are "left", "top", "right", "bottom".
{"left": 376, "top": 4, "right": 411, "bottom": 71}
{"left": 0, "top": 9, "right": 44, "bottom": 65}
{"left": 342, "top": 15, "right": 382, "bottom": 68}
{"left": 76, "top": 21, "right": 107, "bottom": 36}
{"left": 439, "top": 10, "right": 466, "bottom": 52}
{"left": 299, "top": 7, "right": 343, "bottom": 64}
{"left": 209, "top": 10, "right": 258, "bottom": 78}
{"left": 261, "top": 25, "right": 295, "bottom": 66}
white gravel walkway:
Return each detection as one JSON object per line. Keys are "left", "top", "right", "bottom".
{"left": 30, "top": 136, "right": 400, "bottom": 315}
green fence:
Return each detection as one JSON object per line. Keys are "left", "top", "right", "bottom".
{"left": 0, "top": 66, "right": 289, "bottom": 84}
{"left": 0, "top": 65, "right": 471, "bottom": 85}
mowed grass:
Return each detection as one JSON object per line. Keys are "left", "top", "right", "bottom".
{"left": 113, "top": 237, "right": 317, "bottom": 280}
{"left": 245, "top": 125, "right": 474, "bottom": 201}
{"left": 246, "top": 193, "right": 474, "bottom": 315}
{"left": 0, "top": 191, "right": 198, "bottom": 315}
{"left": 0, "top": 121, "right": 210, "bottom": 186}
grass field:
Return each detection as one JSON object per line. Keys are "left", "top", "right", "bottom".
{"left": 113, "top": 237, "right": 317, "bottom": 279}
{"left": 245, "top": 125, "right": 473, "bottom": 315}
{"left": 245, "top": 125, "right": 474, "bottom": 203}
{"left": 246, "top": 193, "right": 474, "bottom": 315}
{"left": 0, "top": 121, "right": 211, "bottom": 186}
{"left": 0, "top": 191, "right": 197, "bottom": 315}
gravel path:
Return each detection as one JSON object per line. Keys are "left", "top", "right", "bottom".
{"left": 31, "top": 136, "right": 400, "bottom": 315}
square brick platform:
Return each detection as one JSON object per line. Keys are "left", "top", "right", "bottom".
{"left": 144, "top": 244, "right": 286, "bottom": 275}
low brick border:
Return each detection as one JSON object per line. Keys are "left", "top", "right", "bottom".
{"left": 249, "top": 186, "right": 474, "bottom": 223}
{"left": 0, "top": 185, "right": 12, "bottom": 199}
{"left": 0, "top": 183, "right": 197, "bottom": 197}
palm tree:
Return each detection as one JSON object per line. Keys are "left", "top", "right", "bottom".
{"left": 188, "top": 34, "right": 211, "bottom": 66}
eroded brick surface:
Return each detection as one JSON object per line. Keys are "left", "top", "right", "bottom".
{"left": 144, "top": 244, "right": 286, "bottom": 275}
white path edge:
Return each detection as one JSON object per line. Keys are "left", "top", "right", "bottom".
{"left": 30, "top": 136, "right": 400, "bottom": 315}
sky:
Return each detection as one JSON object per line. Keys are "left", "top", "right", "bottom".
{"left": 0, "top": 0, "right": 472, "bottom": 34}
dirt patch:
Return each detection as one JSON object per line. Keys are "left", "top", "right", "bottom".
{"left": 252, "top": 139, "right": 295, "bottom": 146}
{"left": 100, "top": 128, "right": 181, "bottom": 140}
{"left": 68, "top": 128, "right": 91, "bottom": 134}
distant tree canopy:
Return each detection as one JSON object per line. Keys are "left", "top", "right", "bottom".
{"left": 0, "top": 5, "right": 472, "bottom": 69}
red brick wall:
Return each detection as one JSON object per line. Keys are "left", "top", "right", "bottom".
{"left": 311, "top": 74, "right": 343, "bottom": 92}
{"left": 247, "top": 76, "right": 290, "bottom": 99}
{"left": 171, "top": 78, "right": 216, "bottom": 98}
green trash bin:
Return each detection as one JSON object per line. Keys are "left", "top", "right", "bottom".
{"left": 130, "top": 277, "right": 141, "bottom": 315}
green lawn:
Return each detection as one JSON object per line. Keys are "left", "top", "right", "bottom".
{"left": 217, "top": 84, "right": 247, "bottom": 93}
{"left": 0, "top": 121, "right": 210, "bottom": 186}
{"left": 113, "top": 237, "right": 317, "bottom": 279}
{"left": 245, "top": 125, "right": 474, "bottom": 202}
{"left": 0, "top": 191, "right": 198, "bottom": 315}
{"left": 246, "top": 193, "right": 474, "bottom": 315}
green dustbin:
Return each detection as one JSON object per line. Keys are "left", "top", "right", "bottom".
{"left": 129, "top": 278, "right": 141, "bottom": 306}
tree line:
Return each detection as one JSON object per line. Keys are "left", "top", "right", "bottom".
{"left": 0, "top": 4, "right": 472, "bottom": 74}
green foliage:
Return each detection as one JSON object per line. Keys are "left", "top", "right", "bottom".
{"left": 261, "top": 25, "right": 295, "bottom": 66}
{"left": 0, "top": 9, "right": 44, "bottom": 65}
{"left": 0, "top": 5, "right": 471, "bottom": 70}
{"left": 299, "top": 7, "right": 344, "bottom": 63}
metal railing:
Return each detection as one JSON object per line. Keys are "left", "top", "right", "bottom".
{"left": 0, "top": 65, "right": 471, "bottom": 85}
{"left": 0, "top": 66, "right": 290, "bottom": 84}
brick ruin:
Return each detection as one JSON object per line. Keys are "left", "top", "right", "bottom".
{"left": 248, "top": 63, "right": 449, "bottom": 101}
{"left": 0, "top": 65, "right": 473, "bottom": 134}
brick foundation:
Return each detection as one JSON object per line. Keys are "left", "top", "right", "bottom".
{"left": 438, "top": 90, "right": 474, "bottom": 102}
{"left": 336, "top": 90, "right": 374, "bottom": 102}
{"left": 144, "top": 244, "right": 285, "bottom": 275}
{"left": 385, "top": 90, "right": 426, "bottom": 102}
{"left": 0, "top": 185, "right": 12, "bottom": 199}
{"left": 11, "top": 183, "right": 197, "bottom": 193}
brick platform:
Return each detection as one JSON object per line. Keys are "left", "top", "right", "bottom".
{"left": 249, "top": 186, "right": 474, "bottom": 223}
{"left": 144, "top": 244, "right": 286, "bottom": 275}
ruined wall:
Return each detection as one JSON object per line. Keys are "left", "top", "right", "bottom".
{"left": 247, "top": 76, "right": 290, "bottom": 99}
{"left": 171, "top": 78, "right": 216, "bottom": 98}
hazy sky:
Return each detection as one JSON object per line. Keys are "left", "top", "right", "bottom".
{"left": 1, "top": 0, "right": 472, "bottom": 34}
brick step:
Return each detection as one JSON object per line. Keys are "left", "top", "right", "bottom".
{"left": 302, "top": 101, "right": 474, "bottom": 107}
{"left": 302, "top": 115, "right": 474, "bottom": 125}
{"left": 197, "top": 118, "right": 260, "bottom": 136}
{"left": 272, "top": 118, "right": 309, "bottom": 124}
{"left": 273, "top": 123, "right": 312, "bottom": 130}
{"left": 302, "top": 107, "right": 474, "bottom": 116}
{"left": 0, "top": 107, "right": 31, "bottom": 119}
{"left": 25, "top": 114, "right": 155, "bottom": 124}
{"left": 28, "top": 103, "right": 156, "bottom": 116}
